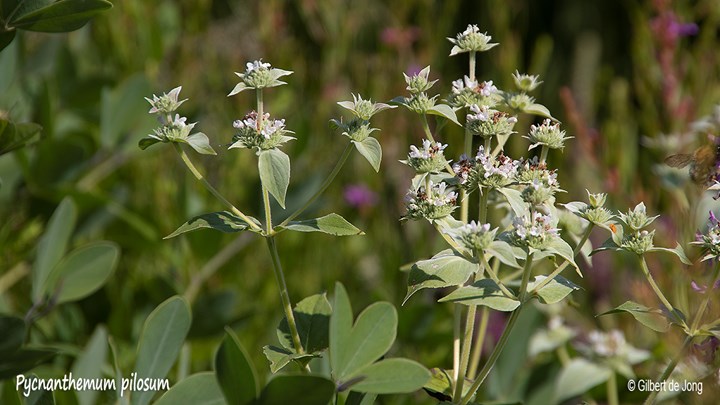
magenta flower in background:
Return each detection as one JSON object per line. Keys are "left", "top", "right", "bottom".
{"left": 344, "top": 184, "right": 378, "bottom": 209}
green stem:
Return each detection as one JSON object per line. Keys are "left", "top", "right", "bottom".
{"left": 469, "top": 52, "right": 477, "bottom": 81}
{"left": 639, "top": 256, "right": 677, "bottom": 317}
{"left": 480, "top": 254, "right": 515, "bottom": 298}
{"left": 643, "top": 336, "right": 693, "bottom": 405}
{"left": 467, "top": 307, "right": 489, "bottom": 379}
{"left": 478, "top": 190, "right": 489, "bottom": 224}
{"left": 539, "top": 145, "right": 549, "bottom": 165}
{"left": 453, "top": 303, "right": 477, "bottom": 402}
{"left": 532, "top": 224, "right": 593, "bottom": 292}
{"left": 278, "top": 143, "right": 353, "bottom": 228}
{"left": 173, "top": 143, "right": 262, "bottom": 232}
{"left": 690, "top": 261, "right": 720, "bottom": 333}
{"left": 556, "top": 345, "right": 571, "bottom": 366}
{"left": 266, "top": 237, "right": 304, "bottom": 354}
{"left": 608, "top": 372, "right": 619, "bottom": 405}
{"left": 483, "top": 137, "right": 492, "bottom": 154}
{"left": 460, "top": 306, "right": 523, "bottom": 405}
{"left": 518, "top": 252, "right": 535, "bottom": 302}
{"left": 453, "top": 305, "right": 462, "bottom": 386}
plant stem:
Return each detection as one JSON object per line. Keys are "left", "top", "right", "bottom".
{"left": 532, "top": 224, "right": 593, "bottom": 292}
{"left": 453, "top": 305, "right": 462, "bottom": 386}
{"left": 643, "top": 335, "right": 693, "bottom": 405}
{"left": 480, "top": 254, "right": 515, "bottom": 298}
{"left": 690, "top": 261, "right": 720, "bottom": 333}
{"left": 518, "top": 252, "right": 535, "bottom": 302}
{"left": 467, "top": 307, "right": 489, "bottom": 379}
{"left": 453, "top": 302, "right": 477, "bottom": 402}
{"left": 278, "top": 143, "right": 353, "bottom": 228}
{"left": 639, "top": 256, "right": 677, "bottom": 317}
{"left": 607, "top": 372, "right": 619, "bottom": 405}
{"left": 539, "top": 145, "right": 549, "bottom": 165}
{"left": 266, "top": 237, "right": 304, "bottom": 354}
{"left": 460, "top": 306, "right": 523, "bottom": 405}
{"left": 173, "top": 143, "right": 262, "bottom": 232}
{"left": 478, "top": 189, "right": 489, "bottom": 224}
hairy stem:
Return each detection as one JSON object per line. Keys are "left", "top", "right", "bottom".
{"left": 532, "top": 223, "right": 593, "bottom": 292}
{"left": 639, "top": 256, "right": 677, "bottom": 318}
{"left": 266, "top": 237, "right": 304, "bottom": 354}
{"left": 173, "top": 143, "right": 262, "bottom": 232}
{"left": 467, "top": 307, "right": 489, "bottom": 379}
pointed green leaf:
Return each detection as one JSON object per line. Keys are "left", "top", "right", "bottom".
{"left": 336, "top": 302, "right": 397, "bottom": 380}
{"left": 0, "top": 348, "right": 56, "bottom": 380}
{"left": 346, "top": 391, "right": 377, "bottom": 405}
{"left": 164, "top": 211, "right": 259, "bottom": 239}
{"left": 0, "top": 30, "right": 16, "bottom": 52}
{"left": 439, "top": 279, "right": 520, "bottom": 311}
{"left": 258, "top": 374, "right": 335, "bottom": 405}
{"left": 25, "top": 373, "right": 55, "bottom": 405}
{"left": 138, "top": 137, "right": 162, "bottom": 150}
{"left": 72, "top": 326, "right": 108, "bottom": 405}
{"left": 545, "top": 237, "right": 581, "bottom": 276}
{"left": 389, "top": 96, "right": 409, "bottom": 107}
{"left": 497, "top": 187, "right": 528, "bottom": 216}
{"left": 523, "top": 103, "right": 555, "bottom": 120}
{"left": 184, "top": 133, "right": 216, "bottom": 155}
{"left": 486, "top": 240, "right": 521, "bottom": 268}
{"left": 154, "top": 373, "right": 223, "bottom": 405}
{"left": 554, "top": 359, "right": 611, "bottom": 403}
{"left": 214, "top": 327, "right": 258, "bottom": 405}
{"left": 0, "top": 119, "right": 42, "bottom": 155}
{"left": 32, "top": 197, "right": 77, "bottom": 302}
{"left": 352, "top": 137, "right": 382, "bottom": 172}
{"left": 281, "top": 213, "right": 363, "bottom": 236}
{"left": 258, "top": 149, "right": 290, "bottom": 208}
{"left": 0, "top": 315, "right": 25, "bottom": 354}
{"left": 277, "top": 293, "right": 332, "bottom": 353}
{"left": 404, "top": 250, "right": 478, "bottom": 305}
{"left": 598, "top": 301, "right": 669, "bottom": 332}
{"left": 528, "top": 275, "right": 580, "bottom": 304}
{"left": 426, "top": 104, "right": 460, "bottom": 126}
{"left": 132, "top": 296, "right": 192, "bottom": 405}
{"left": 348, "top": 358, "right": 430, "bottom": 394}
{"left": 648, "top": 243, "right": 692, "bottom": 265}
{"left": 330, "top": 282, "right": 353, "bottom": 374}
{"left": 228, "top": 81, "right": 250, "bottom": 96}
{"left": 528, "top": 324, "right": 576, "bottom": 357}
{"left": 10, "top": 0, "right": 113, "bottom": 32}
{"left": 45, "top": 242, "right": 119, "bottom": 304}
{"left": 262, "top": 345, "right": 317, "bottom": 374}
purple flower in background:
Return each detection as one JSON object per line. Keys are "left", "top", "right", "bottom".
{"left": 651, "top": 11, "right": 698, "bottom": 44}
{"left": 344, "top": 184, "right": 378, "bottom": 209}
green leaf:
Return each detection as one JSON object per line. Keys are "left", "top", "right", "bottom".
{"left": 132, "top": 296, "right": 192, "bottom": 405}
{"left": 258, "top": 375, "right": 335, "bottom": 405}
{"left": 0, "top": 30, "right": 16, "bottom": 52}
{"left": 528, "top": 275, "right": 580, "bottom": 304}
{"left": 426, "top": 104, "right": 460, "bottom": 126}
{"left": 281, "top": 213, "right": 363, "bottom": 236}
{"left": 25, "top": 373, "right": 55, "bottom": 405}
{"left": 554, "top": 359, "right": 611, "bottom": 403}
{"left": 346, "top": 391, "right": 377, "bottom": 405}
{"left": 528, "top": 324, "right": 576, "bottom": 357}
{"left": 352, "top": 136, "right": 382, "bottom": 172}
{"left": 277, "top": 293, "right": 332, "bottom": 353}
{"left": 486, "top": 240, "right": 521, "bottom": 268}
{"left": 32, "top": 197, "right": 77, "bottom": 302}
{"left": 404, "top": 250, "right": 478, "bottom": 305}
{"left": 214, "top": 327, "right": 258, "bottom": 405}
{"left": 335, "top": 302, "right": 397, "bottom": 381}
{"left": 71, "top": 326, "right": 108, "bottom": 405}
{"left": 545, "top": 237, "right": 581, "bottom": 277}
{"left": 330, "top": 282, "right": 353, "bottom": 374}
{"left": 164, "top": 211, "right": 259, "bottom": 239}
{"left": 438, "top": 279, "right": 520, "bottom": 311}
{"left": 648, "top": 243, "right": 692, "bottom": 265}
{"left": 0, "top": 119, "right": 42, "bottom": 155}
{"left": 154, "top": 373, "right": 223, "bottom": 405}
{"left": 598, "top": 301, "right": 669, "bottom": 332}
{"left": 258, "top": 149, "right": 290, "bottom": 208}
{"left": 1, "top": 374, "right": 23, "bottom": 404}
{"left": 10, "top": 0, "right": 113, "bottom": 33}
{"left": 423, "top": 368, "right": 454, "bottom": 401}
{"left": 45, "top": 241, "right": 119, "bottom": 304}
{"left": 138, "top": 137, "right": 162, "bottom": 150}
{"left": 0, "top": 315, "right": 25, "bottom": 354}
{"left": 262, "top": 345, "right": 317, "bottom": 374}
{"left": 228, "top": 81, "right": 250, "bottom": 96}
{"left": 348, "top": 358, "right": 430, "bottom": 394}
{"left": 185, "top": 133, "right": 216, "bottom": 155}
{"left": 523, "top": 103, "right": 555, "bottom": 120}
{"left": 0, "top": 348, "right": 56, "bottom": 379}
{"left": 496, "top": 187, "right": 528, "bottom": 217}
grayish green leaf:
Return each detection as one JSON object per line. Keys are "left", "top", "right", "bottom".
{"left": 185, "top": 133, "right": 216, "bottom": 155}
{"left": 258, "top": 374, "right": 335, "bottom": 405}
{"left": 282, "top": 213, "right": 363, "bottom": 236}
{"left": 353, "top": 137, "right": 382, "bottom": 172}
{"left": 32, "top": 197, "right": 77, "bottom": 302}
{"left": 404, "top": 250, "right": 477, "bottom": 305}
{"left": 72, "top": 325, "right": 108, "bottom": 405}
{"left": 215, "top": 327, "right": 258, "bottom": 405}
{"left": 348, "top": 358, "right": 430, "bottom": 394}
{"left": 439, "top": 279, "right": 520, "bottom": 311}
{"left": 528, "top": 275, "right": 580, "bottom": 304}
{"left": 598, "top": 301, "right": 669, "bottom": 332}
{"left": 164, "top": 211, "right": 259, "bottom": 239}
{"left": 46, "top": 242, "right": 119, "bottom": 304}
{"left": 426, "top": 104, "right": 460, "bottom": 126}
{"left": 554, "top": 359, "right": 611, "bottom": 403}
{"left": 154, "top": 373, "right": 223, "bottom": 405}
{"left": 258, "top": 149, "right": 290, "bottom": 208}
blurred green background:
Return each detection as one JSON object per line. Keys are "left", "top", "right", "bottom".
{"left": 2, "top": 0, "right": 720, "bottom": 403}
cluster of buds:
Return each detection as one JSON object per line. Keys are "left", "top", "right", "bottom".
{"left": 228, "top": 60, "right": 293, "bottom": 95}
{"left": 449, "top": 76, "right": 500, "bottom": 108}
{"left": 512, "top": 211, "right": 560, "bottom": 249}
{"left": 693, "top": 211, "right": 720, "bottom": 261}
{"left": 229, "top": 111, "right": 295, "bottom": 151}
{"left": 333, "top": 94, "right": 393, "bottom": 141}
{"left": 402, "top": 140, "right": 449, "bottom": 173}
{"left": 453, "top": 146, "right": 520, "bottom": 191}
{"left": 512, "top": 71, "right": 543, "bottom": 92}
{"left": 525, "top": 119, "right": 572, "bottom": 150}
{"left": 140, "top": 87, "right": 215, "bottom": 155}
{"left": 404, "top": 181, "right": 458, "bottom": 220}
{"left": 516, "top": 157, "right": 561, "bottom": 206}
{"left": 448, "top": 24, "right": 498, "bottom": 55}
{"left": 399, "top": 66, "right": 439, "bottom": 114}
{"left": 565, "top": 191, "right": 614, "bottom": 227}
{"left": 445, "top": 221, "right": 497, "bottom": 252}
{"left": 465, "top": 104, "right": 518, "bottom": 138}
{"left": 617, "top": 203, "right": 659, "bottom": 254}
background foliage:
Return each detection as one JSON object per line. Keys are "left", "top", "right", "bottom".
{"left": 2, "top": 0, "right": 720, "bottom": 404}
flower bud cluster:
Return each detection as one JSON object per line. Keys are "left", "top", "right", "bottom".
{"left": 449, "top": 76, "right": 500, "bottom": 108}
{"left": 466, "top": 104, "right": 518, "bottom": 138}
{"left": 525, "top": 119, "right": 571, "bottom": 150}
{"left": 446, "top": 221, "right": 497, "bottom": 251}
{"left": 230, "top": 111, "right": 294, "bottom": 151}
{"left": 404, "top": 181, "right": 458, "bottom": 220}
{"left": 512, "top": 71, "right": 543, "bottom": 92}
{"left": 145, "top": 86, "right": 186, "bottom": 115}
{"left": 692, "top": 211, "right": 720, "bottom": 261}
{"left": 151, "top": 114, "right": 197, "bottom": 142}
{"left": 516, "top": 157, "right": 560, "bottom": 206}
{"left": 402, "top": 140, "right": 449, "bottom": 173}
{"left": 453, "top": 146, "right": 520, "bottom": 191}
{"left": 512, "top": 211, "right": 560, "bottom": 249}
{"left": 617, "top": 203, "right": 658, "bottom": 254}
{"left": 448, "top": 24, "right": 498, "bottom": 55}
